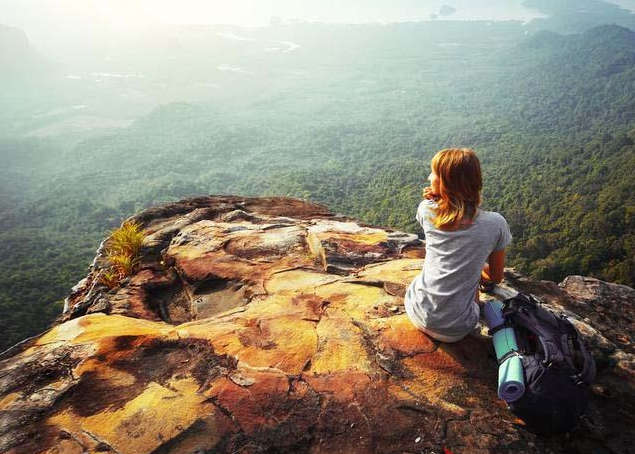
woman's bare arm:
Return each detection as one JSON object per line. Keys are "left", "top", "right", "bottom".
{"left": 481, "top": 249, "right": 505, "bottom": 284}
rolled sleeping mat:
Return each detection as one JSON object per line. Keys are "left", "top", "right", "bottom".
{"left": 498, "top": 355, "right": 525, "bottom": 402}
{"left": 484, "top": 300, "right": 526, "bottom": 402}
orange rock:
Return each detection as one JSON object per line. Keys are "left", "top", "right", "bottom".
{"left": 0, "top": 196, "right": 632, "bottom": 454}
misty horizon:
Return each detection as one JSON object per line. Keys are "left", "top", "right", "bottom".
{"left": 0, "top": 0, "right": 557, "bottom": 56}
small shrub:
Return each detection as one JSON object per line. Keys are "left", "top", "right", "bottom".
{"left": 97, "top": 220, "right": 146, "bottom": 288}
{"left": 98, "top": 269, "right": 121, "bottom": 289}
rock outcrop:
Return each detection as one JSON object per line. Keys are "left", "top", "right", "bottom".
{"left": 0, "top": 195, "right": 634, "bottom": 454}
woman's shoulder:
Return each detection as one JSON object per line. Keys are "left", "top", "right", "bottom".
{"left": 416, "top": 198, "right": 438, "bottom": 226}
{"left": 476, "top": 208, "right": 508, "bottom": 224}
{"left": 477, "top": 208, "right": 513, "bottom": 250}
{"left": 419, "top": 198, "right": 438, "bottom": 211}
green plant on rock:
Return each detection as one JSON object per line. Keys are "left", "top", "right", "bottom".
{"left": 98, "top": 221, "right": 146, "bottom": 288}
{"left": 107, "top": 252, "right": 142, "bottom": 278}
{"left": 98, "top": 269, "right": 121, "bottom": 289}
{"left": 109, "top": 221, "right": 145, "bottom": 257}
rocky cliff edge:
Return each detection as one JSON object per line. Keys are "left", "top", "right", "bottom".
{"left": 0, "top": 195, "right": 634, "bottom": 454}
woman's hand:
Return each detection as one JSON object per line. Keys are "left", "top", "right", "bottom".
{"left": 422, "top": 186, "right": 439, "bottom": 200}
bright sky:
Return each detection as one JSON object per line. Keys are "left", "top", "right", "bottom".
{"left": 143, "top": 0, "right": 544, "bottom": 25}
{"left": 3, "top": 0, "right": 635, "bottom": 31}
{"left": 1, "top": 0, "right": 632, "bottom": 56}
{"left": 1, "top": 0, "right": 548, "bottom": 30}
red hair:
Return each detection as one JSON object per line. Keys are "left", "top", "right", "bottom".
{"left": 430, "top": 148, "right": 482, "bottom": 230}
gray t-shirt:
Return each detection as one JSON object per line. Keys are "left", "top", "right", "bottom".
{"left": 404, "top": 198, "right": 512, "bottom": 338}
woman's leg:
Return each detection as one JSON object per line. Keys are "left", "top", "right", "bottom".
{"left": 472, "top": 288, "right": 485, "bottom": 336}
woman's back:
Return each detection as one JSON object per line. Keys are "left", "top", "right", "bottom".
{"left": 404, "top": 198, "right": 512, "bottom": 339}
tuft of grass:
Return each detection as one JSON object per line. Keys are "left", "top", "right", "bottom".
{"left": 98, "top": 269, "right": 121, "bottom": 289}
{"left": 109, "top": 221, "right": 145, "bottom": 257}
{"left": 107, "top": 252, "right": 141, "bottom": 278}
{"left": 96, "top": 220, "right": 146, "bottom": 289}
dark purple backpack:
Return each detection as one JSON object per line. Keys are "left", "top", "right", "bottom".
{"left": 497, "top": 293, "right": 596, "bottom": 433}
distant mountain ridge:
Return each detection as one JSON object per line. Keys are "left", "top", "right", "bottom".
{"left": 0, "top": 23, "right": 52, "bottom": 82}
{"left": 521, "top": 24, "right": 635, "bottom": 69}
{"left": 496, "top": 24, "right": 635, "bottom": 128}
{"left": 524, "top": 0, "right": 635, "bottom": 34}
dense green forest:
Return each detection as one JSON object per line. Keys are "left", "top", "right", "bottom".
{"left": 1, "top": 14, "right": 635, "bottom": 351}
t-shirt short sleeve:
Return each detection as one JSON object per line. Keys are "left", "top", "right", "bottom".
{"left": 415, "top": 199, "right": 437, "bottom": 228}
{"left": 493, "top": 215, "right": 513, "bottom": 251}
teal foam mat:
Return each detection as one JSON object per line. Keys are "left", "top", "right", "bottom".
{"left": 484, "top": 300, "right": 526, "bottom": 402}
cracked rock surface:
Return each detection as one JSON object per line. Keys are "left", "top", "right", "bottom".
{"left": 0, "top": 195, "right": 634, "bottom": 454}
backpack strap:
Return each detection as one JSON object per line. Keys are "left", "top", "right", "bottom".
{"left": 558, "top": 315, "right": 597, "bottom": 385}
{"left": 572, "top": 337, "right": 597, "bottom": 385}
{"left": 497, "top": 349, "right": 523, "bottom": 366}
{"left": 501, "top": 294, "right": 561, "bottom": 367}
{"left": 487, "top": 322, "right": 512, "bottom": 337}
{"left": 503, "top": 293, "right": 597, "bottom": 385}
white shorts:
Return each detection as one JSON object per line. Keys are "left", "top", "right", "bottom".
{"left": 404, "top": 284, "right": 480, "bottom": 343}
{"left": 409, "top": 319, "right": 469, "bottom": 343}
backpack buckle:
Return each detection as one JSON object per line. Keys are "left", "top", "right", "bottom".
{"left": 570, "top": 373, "right": 585, "bottom": 386}
{"left": 497, "top": 349, "right": 523, "bottom": 366}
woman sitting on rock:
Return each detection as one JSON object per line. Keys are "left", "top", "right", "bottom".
{"left": 404, "top": 148, "right": 512, "bottom": 342}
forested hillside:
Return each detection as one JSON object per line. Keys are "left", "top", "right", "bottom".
{"left": 1, "top": 20, "right": 635, "bottom": 351}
